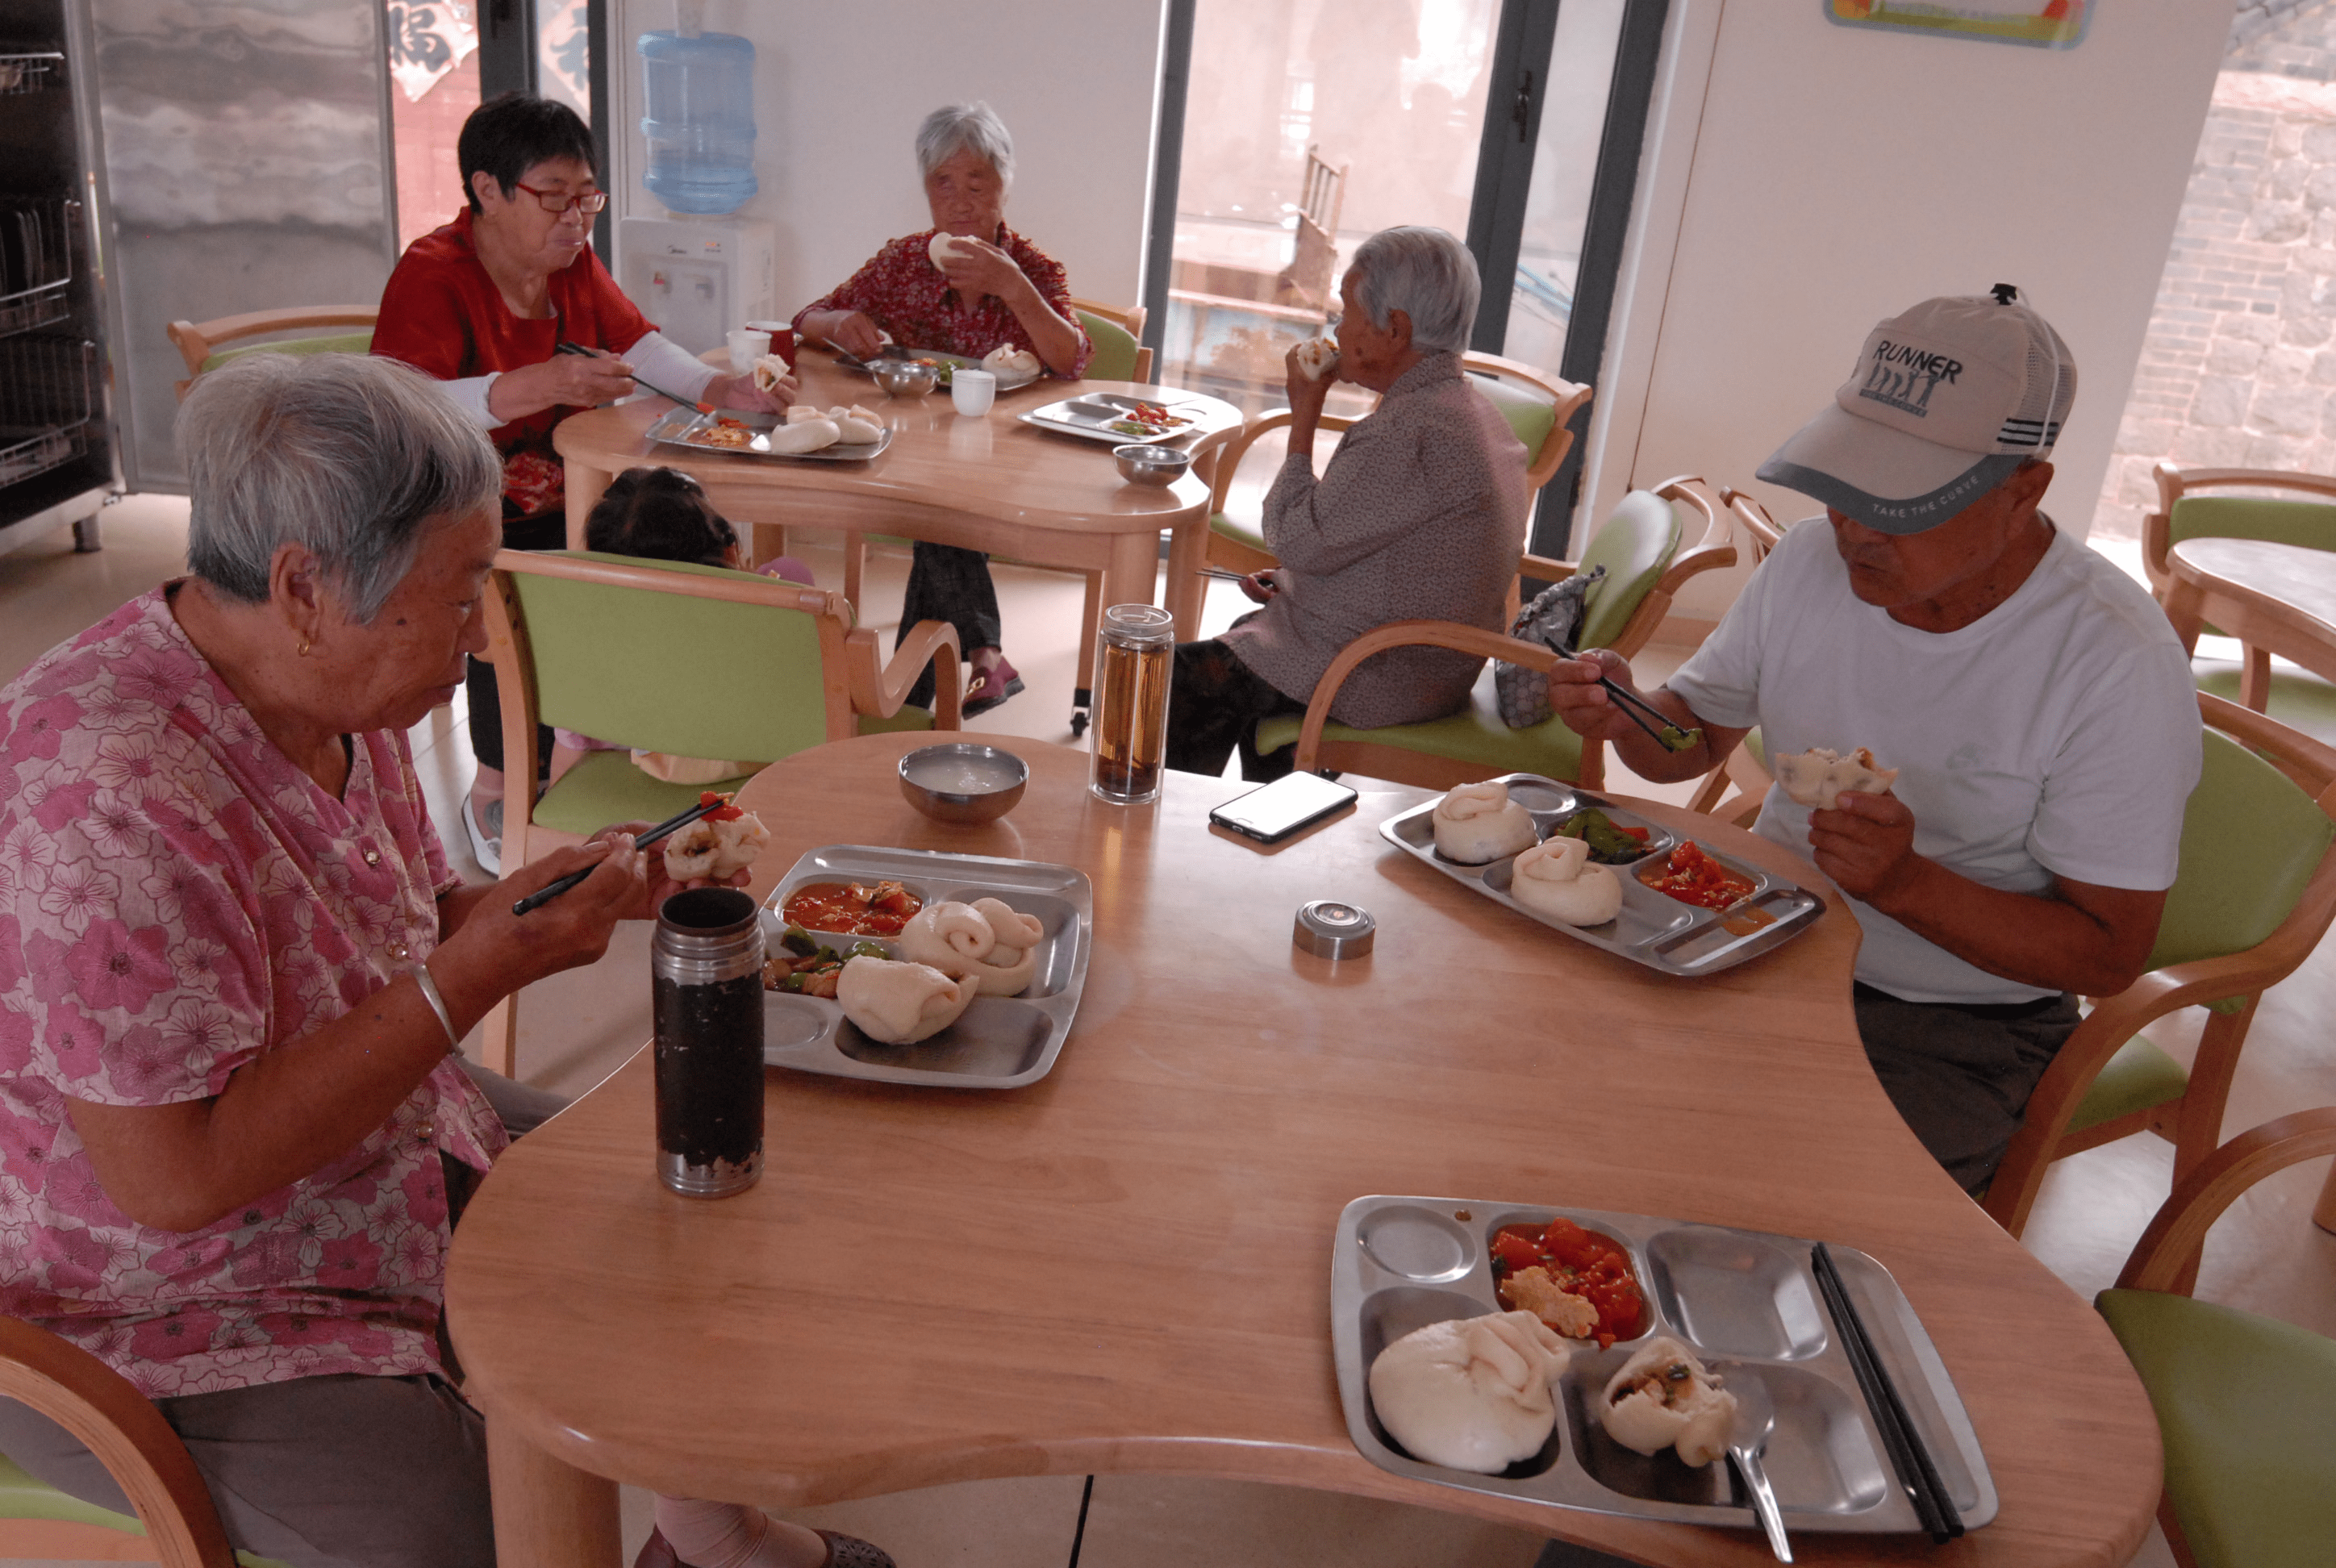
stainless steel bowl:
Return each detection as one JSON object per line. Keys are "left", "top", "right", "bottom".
{"left": 871, "top": 359, "right": 939, "bottom": 398}
{"left": 898, "top": 743, "right": 1028, "bottom": 824}
{"left": 1113, "top": 444, "right": 1192, "bottom": 487}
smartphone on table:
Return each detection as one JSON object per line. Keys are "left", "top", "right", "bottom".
{"left": 1209, "top": 772, "right": 1359, "bottom": 844}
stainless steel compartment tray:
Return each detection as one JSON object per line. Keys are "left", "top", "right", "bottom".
{"left": 758, "top": 844, "right": 1091, "bottom": 1090}
{"left": 1018, "top": 392, "right": 1207, "bottom": 444}
{"left": 644, "top": 405, "right": 892, "bottom": 463}
{"left": 1332, "top": 1195, "right": 1996, "bottom": 1536}
{"left": 1379, "top": 774, "right": 1822, "bottom": 976}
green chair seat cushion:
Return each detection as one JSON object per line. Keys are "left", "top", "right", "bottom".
{"left": 2146, "top": 728, "right": 2335, "bottom": 972}
{"left": 1574, "top": 489, "right": 1683, "bottom": 653}
{"left": 1211, "top": 507, "right": 1266, "bottom": 553}
{"left": 1468, "top": 373, "right": 1558, "bottom": 469}
{"left": 202, "top": 332, "right": 373, "bottom": 372}
{"left": 2096, "top": 1288, "right": 2336, "bottom": 1568}
{"left": 1254, "top": 666, "right": 1586, "bottom": 781}
{"left": 2167, "top": 494, "right": 2336, "bottom": 555}
{"left": 0, "top": 1452, "right": 292, "bottom": 1568}
{"left": 532, "top": 711, "right": 932, "bottom": 837}
{"left": 1075, "top": 311, "right": 1141, "bottom": 382}
{"left": 2065, "top": 1035, "right": 2189, "bottom": 1136}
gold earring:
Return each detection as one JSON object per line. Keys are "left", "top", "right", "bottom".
{"left": 297, "top": 639, "right": 311, "bottom": 657}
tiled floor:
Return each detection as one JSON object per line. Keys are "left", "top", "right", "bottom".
{"left": 6, "top": 495, "right": 2333, "bottom": 1567}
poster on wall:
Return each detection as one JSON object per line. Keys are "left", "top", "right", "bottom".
{"left": 1825, "top": 1, "right": 2092, "bottom": 49}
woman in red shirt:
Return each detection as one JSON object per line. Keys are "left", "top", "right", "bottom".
{"left": 795, "top": 102, "right": 1093, "bottom": 717}
{"left": 373, "top": 94, "right": 790, "bottom": 873}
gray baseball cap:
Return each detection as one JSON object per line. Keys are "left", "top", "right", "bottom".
{"left": 1757, "top": 289, "right": 2076, "bottom": 535}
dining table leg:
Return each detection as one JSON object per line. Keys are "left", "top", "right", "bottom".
{"left": 1101, "top": 528, "right": 1161, "bottom": 630}
{"left": 486, "top": 1403, "right": 623, "bottom": 1567}
{"left": 2158, "top": 578, "right": 2207, "bottom": 657}
{"left": 564, "top": 458, "right": 617, "bottom": 552}
{"left": 1163, "top": 520, "right": 1207, "bottom": 640}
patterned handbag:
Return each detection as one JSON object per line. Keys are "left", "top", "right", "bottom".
{"left": 1494, "top": 564, "right": 1604, "bottom": 728}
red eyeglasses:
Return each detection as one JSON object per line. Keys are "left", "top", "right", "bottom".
{"left": 511, "top": 181, "right": 608, "bottom": 215}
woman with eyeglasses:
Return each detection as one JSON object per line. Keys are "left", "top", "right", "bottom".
{"left": 373, "top": 93, "right": 791, "bottom": 875}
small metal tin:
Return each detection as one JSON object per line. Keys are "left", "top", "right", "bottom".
{"left": 1294, "top": 899, "right": 1375, "bottom": 959}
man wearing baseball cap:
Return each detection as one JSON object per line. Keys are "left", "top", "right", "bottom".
{"left": 1550, "top": 289, "right": 2202, "bottom": 1192}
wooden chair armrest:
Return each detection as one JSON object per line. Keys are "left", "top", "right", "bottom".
{"left": 849, "top": 619, "right": 962, "bottom": 728}
{"left": 1518, "top": 552, "right": 1578, "bottom": 584}
{"left": 2115, "top": 1107, "right": 2336, "bottom": 1294}
{"left": 1294, "top": 620, "right": 1552, "bottom": 773}
{"left": 1651, "top": 475, "right": 1740, "bottom": 589}
{"left": 2201, "top": 690, "right": 2336, "bottom": 806}
{"left": 0, "top": 1319, "right": 238, "bottom": 1566}
{"left": 1205, "top": 410, "right": 1362, "bottom": 515}
{"left": 2148, "top": 461, "right": 2336, "bottom": 587}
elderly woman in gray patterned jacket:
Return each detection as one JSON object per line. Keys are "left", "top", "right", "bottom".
{"left": 1163, "top": 225, "right": 1527, "bottom": 780}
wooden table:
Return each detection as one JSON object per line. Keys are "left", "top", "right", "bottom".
{"left": 2162, "top": 536, "right": 2336, "bottom": 707}
{"left": 448, "top": 735, "right": 2160, "bottom": 1567}
{"left": 551, "top": 352, "right": 1245, "bottom": 644}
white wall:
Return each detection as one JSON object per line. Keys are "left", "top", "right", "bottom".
{"left": 1584, "top": 0, "right": 2232, "bottom": 621}
{"left": 611, "top": 1, "right": 1166, "bottom": 320}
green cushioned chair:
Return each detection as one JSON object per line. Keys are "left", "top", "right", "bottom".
{"left": 1266, "top": 477, "right": 1737, "bottom": 790}
{"left": 478, "top": 548, "right": 962, "bottom": 1075}
{"left": 2093, "top": 1107, "right": 2336, "bottom": 1568}
{"left": 2145, "top": 461, "right": 2336, "bottom": 711}
{"left": 1982, "top": 694, "right": 2336, "bottom": 1237}
{"left": 1203, "top": 350, "right": 1592, "bottom": 577}
{"left": 1072, "top": 306, "right": 1152, "bottom": 383}
{"left": 167, "top": 307, "right": 378, "bottom": 401}
{"left": 0, "top": 1317, "right": 292, "bottom": 1566}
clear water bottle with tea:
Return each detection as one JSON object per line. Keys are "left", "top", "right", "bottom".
{"left": 1090, "top": 603, "right": 1174, "bottom": 804}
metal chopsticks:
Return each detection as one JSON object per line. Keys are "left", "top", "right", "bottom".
{"left": 554, "top": 339, "right": 715, "bottom": 415}
{"left": 509, "top": 796, "right": 727, "bottom": 916}
{"left": 1810, "top": 1242, "right": 1963, "bottom": 1543}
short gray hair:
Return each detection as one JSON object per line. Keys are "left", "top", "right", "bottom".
{"left": 916, "top": 102, "right": 1014, "bottom": 190}
{"left": 1349, "top": 227, "right": 1481, "bottom": 355}
{"left": 178, "top": 353, "right": 501, "bottom": 623}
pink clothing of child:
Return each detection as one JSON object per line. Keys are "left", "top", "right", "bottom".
{"left": 0, "top": 587, "right": 504, "bottom": 1399}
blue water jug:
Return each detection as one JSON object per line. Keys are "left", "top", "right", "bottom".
{"left": 638, "top": 30, "right": 757, "bottom": 215}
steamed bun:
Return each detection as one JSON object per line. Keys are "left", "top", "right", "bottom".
{"left": 1368, "top": 1311, "right": 1571, "bottom": 1474}
{"left": 982, "top": 345, "right": 1041, "bottom": 377}
{"left": 1431, "top": 780, "right": 1538, "bottom": 865}
{"left": 1508, "top": 836, "right": 1623, "bottom": 926}
{"left": 1295, "top": 337, "right": 1341, "bottom": 382}
{"left": 836, "top": 956, "right": 975, "bottom": 1045}
{"left": 896, "top": 898, "right": 1045, "bottom": 996}
{"left": 1599, "top": 1336, "right": 1737, "bottom": 1468}
{"left": 661, "top": 810, "right": 769, "bottom": 882}
{"left": 1774, "top": 746, "right": 1898, "bottom": 811}
{"left": 928, "top": 231, "right": 970, "bottom": 269}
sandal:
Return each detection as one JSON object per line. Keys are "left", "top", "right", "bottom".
{"left": 962, "top": 657, "right": 1024, "bottom": 718}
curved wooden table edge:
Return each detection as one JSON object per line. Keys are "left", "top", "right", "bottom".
{"left": 453, "top": 739, "right": 2163, "bottom": 1566}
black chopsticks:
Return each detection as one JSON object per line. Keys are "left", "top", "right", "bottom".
{"left": 1811, "top": 1242, "right": 1963, "bottom": 1543}
{"left": 509, "top": 796, "right": 725, "bottom": 916}
{"left": 554, "top": 340, "right": 714, "bottom": 415}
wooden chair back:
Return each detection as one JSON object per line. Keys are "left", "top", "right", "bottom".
{"left": 1067, "top": 298, "right": 1154, "bottom": 382}
{"left": 478, "top": 549, "right": 961, "bottom": 1074}
{"left": 2114, "top": 1107, "right": 2336, "bottom": 1296}
{"left": 1983, "top": 694, "right": 2336, "bottom": 1237}
{"left": 165, "top": 307, "right": 378, "bottom": 401}
{"left": 0, "top": 1318, "right": 241, "bottom": 1566}
{"left": 1275, "top": 147, "right": 1348, "bottom": 312}
{"left": 2143, "top": 460, "right": 2336, "bottom": 598}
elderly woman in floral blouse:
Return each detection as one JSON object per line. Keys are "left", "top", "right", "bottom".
{"left": 0, "top": 354, "right": 884, "bottom": 1568}
{"left": 795, "top": 101, "right": 1092, "bottom": 717}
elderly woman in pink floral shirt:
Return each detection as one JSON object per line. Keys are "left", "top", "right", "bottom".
{"left": 0, "top": 354, "right": 840, "bottom": 1568}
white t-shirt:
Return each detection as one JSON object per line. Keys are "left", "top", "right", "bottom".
{"left": 1667, "top": 518, "right": 2201, "bottom": 1004}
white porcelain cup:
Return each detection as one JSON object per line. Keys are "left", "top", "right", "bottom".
{"left": 951, "top": 368, "right": 998, "bottom": 416}
{"left": 727, "top": 328, "right": 772, "bottom": 375}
